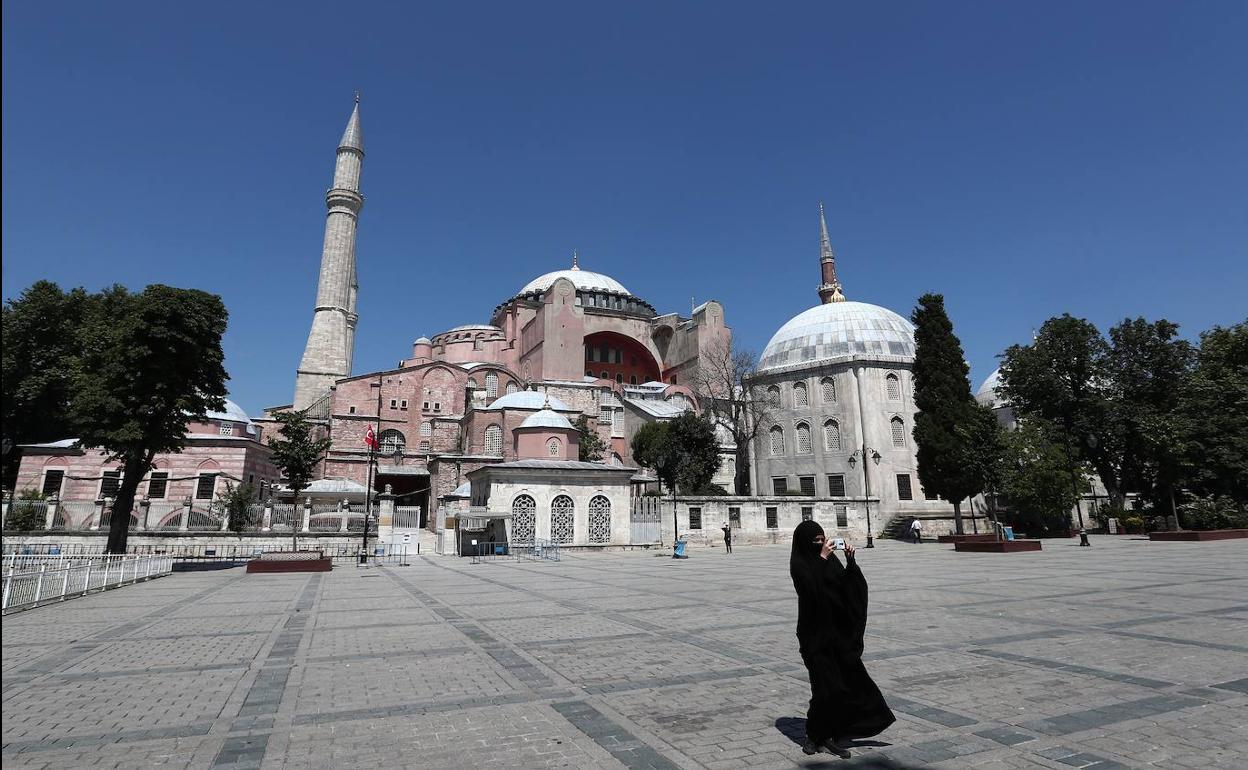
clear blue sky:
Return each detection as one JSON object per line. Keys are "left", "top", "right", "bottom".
{"left": 4, "top": 1, "right": 1245, "bottom": 417}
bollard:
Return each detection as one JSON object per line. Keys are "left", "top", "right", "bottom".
{"left": 1079, "top": 528, "right": 1091, "bottom": 547}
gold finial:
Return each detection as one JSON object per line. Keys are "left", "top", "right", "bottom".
{"left": 571, "top": 249, "right": 580, "bottom": 270}
{"left": 354, "top": 91, "right": 361, "bottom": 104}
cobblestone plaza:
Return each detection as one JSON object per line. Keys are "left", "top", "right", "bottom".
{"left": 3, "top": 538, "right": 1246, "bottom": 769}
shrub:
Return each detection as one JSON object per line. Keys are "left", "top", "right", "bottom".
{"left": 1180, "top": 496, "right": 1248, "bottom": 531}
{"left": 6, "top": 489, "right": 48, "bottom": 531}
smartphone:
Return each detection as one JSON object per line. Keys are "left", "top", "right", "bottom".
{"left": 832, "top": 538, "right": 846, "bottom": 550}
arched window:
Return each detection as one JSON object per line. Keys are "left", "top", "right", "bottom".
{"left": 547, "top": 438, "right": 561, "bottom": 457}
{"left": 796, "top": 422, "right": 812, "bottom": 454}
{"left": 484, "top": 424, "right": 503, "bottom": 455}
{"left": 485, "top": 372, "right": 499, "bottom": 398}
{"left": 886, "top": 373, "right": 901, "bottom": 401}
{"left": 588, "top": 495, "right": 611, "bottom": 543}
{"left": 821, "top": 377, "right": 836, "bottom": 403}
{"left": 379, "top": 429, "right": 405, "bottom": 454}
{"left": 793, "top": 381, "right": 808, "bottom": 408}
{"left": 891, "top": 416, "right": 906, "bottom": 447}
{"left": 551, "top": 495, "right": 574, "bottom": 543}
{"left": 601, "top": 371, "right": 609, "bottom": 380}
{"left": 420, "top": 421, "right": 432, "bottom": 437}
{"left": 629, "top": 375, "right": 637, "bottom": 385}
{"left": 505, "top": 381, "right": 519, "bottom": 395}
{"left": 824, "top": 420, "right": 841, "bottom": 451}
{"left": 767, "top": 385, "right": 781, "bottom": 407}
{"left": 512, "top": 495, "right": 535, "bottom": 545}
{"left": 769, "top": 425, "right": 785, "bottom": 455}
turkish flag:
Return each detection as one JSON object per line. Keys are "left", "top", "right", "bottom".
{"left": 364, "top": 425, "right": 379, "bottom": 450}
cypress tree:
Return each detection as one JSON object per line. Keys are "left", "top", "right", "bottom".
{"left": 911, "top": 293, "right": 984, "bottom": 534}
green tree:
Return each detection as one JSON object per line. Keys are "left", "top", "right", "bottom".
{"left": 70, "top": 286, "right": 229, "bottom": 554}
{"left": 267, "top": 410, "right": 333, "bottom": 550}
{"left": 1176, "top": 322, "right": 1248, "bottom": 509}
{"left": 1, "top": 282, "right": 95, "bottom": 485}
{"left": 999, "top": 423, "right": 1083, "bottom": 536}
{"left": 911, "top": 293, "right": 987, "bottom": 534}
{"left": 6, "top": 488, "right": 48, "bottom": 531}
{"left": 575, "top": 414, "right": 608, "bottom": 462}
{"left": 1105, "top": 318, "right": 1195, "bottom": 522}
{"left": 217, "top": 481, "right": 258, "bottom": 533}
{"left": 630, "top": 414, "right": 722, "bottom": 547}
{"left": 998, "top": 314, "right": 1123, "bottom": 506}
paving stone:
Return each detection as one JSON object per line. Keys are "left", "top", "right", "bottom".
{"left": 2, "top": 537, "right": 1246, "bottom": 768}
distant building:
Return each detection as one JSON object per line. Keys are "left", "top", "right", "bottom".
{"left": 747, "top": 205, "right": 953, "bottom": 536}
{"left": 13, "top": 400, "right": 277, "bottom": 529}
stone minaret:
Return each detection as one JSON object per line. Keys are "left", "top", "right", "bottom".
{"left": 294, "top": 96, "right": 365, "bottom": 409}
{"left": 817, "top": 202, "right": 845, "bottom": 304}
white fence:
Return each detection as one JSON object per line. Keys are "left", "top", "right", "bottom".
{"left": 1, "top": 554, "right": 173, "bottom": 614}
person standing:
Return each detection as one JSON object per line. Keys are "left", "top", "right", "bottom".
{"left": 909, "top": 518, "right": 922, "bottom": 544}
{"left": 721, "top": 522, "right": 733, "bottom": 554}
{"left": 789, "top": 520, "right": 894, "bottom": 757}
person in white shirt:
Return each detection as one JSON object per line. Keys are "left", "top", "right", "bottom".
{"left": 909, "top": 518, "right": 922, "bottom": 544}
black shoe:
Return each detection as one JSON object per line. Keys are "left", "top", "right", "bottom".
{"left": 821, "top": 741, "right": 851, "bottom": 758}
{"left": 801, "top": 740, "right": 821, "bottom": 755}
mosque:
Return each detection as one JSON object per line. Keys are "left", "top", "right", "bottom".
{"left": 14, "top": 98, "right": 968, "bottom": 546}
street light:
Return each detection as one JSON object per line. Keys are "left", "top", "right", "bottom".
{"left": 848, "top": 446, "right": 882, "bottom": 548}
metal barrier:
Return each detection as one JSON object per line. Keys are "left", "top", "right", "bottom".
{"left": 514, "top": 538, "right": 561, "bottom": 562}
{"left": 2, "top": 554, "right": 173, "bottom": 614}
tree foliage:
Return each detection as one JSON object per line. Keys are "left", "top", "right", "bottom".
{"left": 630, "top": 413, "right": 722, "bottom": 494}
{"left": 574, "top": 414, "right": 608, "bottom": 463}
{"left": 1, "top": 282, "right": 95, "bottom": 484}
{"left": 68, "top": 285, "right": 229, "bottom": 553}
{"left": 999, "top": 422, "right": 1084, "bottom": 536}
{"left": 690, "top": 339, "right": 771, "bottom": 494}
{"left": 999, "top": 314, "right": 1121, "bottom": 504}
{"left": 217, "top": 481, "right": 258, "bottom": 533}
{"left": 1176, "top": 322, "right": 1248, "bottom": 506}
{"left": 267, "top": 410, "right": 333, "bottom": 550}
{"left": 6, "top": 489, "right": 48, "bottom": 531}
{"left": 910, "top": 293, "right": 989, "bottom": 533}
{"left": 1105, "top": 318, "right": 1194, "bottom": 516}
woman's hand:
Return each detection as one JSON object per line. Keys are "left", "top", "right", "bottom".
{"left": 844, "top": 543, "right": 856, "bottom": 561}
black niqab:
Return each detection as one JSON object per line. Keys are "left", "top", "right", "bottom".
{"left": 789, "top": 521, "right": 895, "bottom": 744}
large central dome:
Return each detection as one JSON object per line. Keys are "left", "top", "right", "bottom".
{"left": 759, "top": 301, "right": 915, "bottom": 372}
{"left": 519, "top": 268, "right": 631, "bottom": 296}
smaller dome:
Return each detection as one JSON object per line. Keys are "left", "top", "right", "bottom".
{"left": 759, "top": 301, "right": 915, "bottom": 371}
{"left": 976, "top": 368, "right": 1005, "bottom": 408}
{"left": 485, "top": 391, "right": 571, "bottom": 411}
{"left": 205, "top": 398, "right": 252, "bottom": 425}
{"left": 414, "top": 336, "right": 432, "bottom": 345}
{"left": 519, "top": 409, "right": 575, "bottom": 430}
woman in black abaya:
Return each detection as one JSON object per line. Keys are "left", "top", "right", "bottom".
{"left": 790, "top": 520, "right": 895, "bottom": 757}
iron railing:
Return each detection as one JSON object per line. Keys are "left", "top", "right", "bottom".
{"left": 2, "top": 554, "right": 173, "bottom": 614}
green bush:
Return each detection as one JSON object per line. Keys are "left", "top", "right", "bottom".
{"left": 6, "top": 489, "right": 48, "bottom": 531}
{"left": 1180, "top": 496, "right": 1248, "bottom": 531}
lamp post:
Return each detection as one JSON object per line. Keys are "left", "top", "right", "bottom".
{"left": 848, "top": 445, "right": 882, "bottom": 548}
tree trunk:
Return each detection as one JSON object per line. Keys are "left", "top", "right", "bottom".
{"left": 105, "top": 455, "right": 147, "bottom": 553}
{"left": 952, "top": 499, "right": 964, "bottom": 535}
{"left": 733, "top": 443, "right": 751, "bottom": 495}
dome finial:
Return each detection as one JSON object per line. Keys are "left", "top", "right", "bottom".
{"left": 817, "top": 202, "right": 845, "bottom": 304}
{"left": 571, "top": 249, "right": 580, "bottom": 270}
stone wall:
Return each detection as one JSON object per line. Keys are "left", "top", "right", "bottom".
{"left": 650, "top": 495, "right": 981, "bottom": 547}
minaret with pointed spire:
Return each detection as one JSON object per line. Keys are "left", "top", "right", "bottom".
{"left": 817, "top": 202, "right": 845, "bottom": 304}
{"left": 294, "top": 95, "right": 365, "bottom": 409}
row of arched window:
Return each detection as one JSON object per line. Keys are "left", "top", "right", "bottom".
{"left": 511, "top": 494, "right": 611, "bottom": 544}
{"left": 765, "top": 373, "right": 903, "bottom": 409}
{"left": 768, "top": 416, "right": 905, "bottom": 456}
